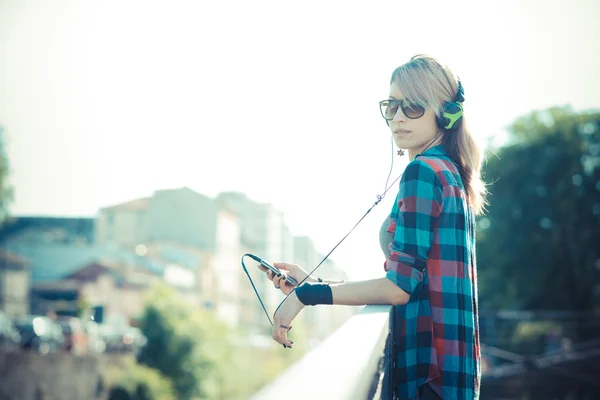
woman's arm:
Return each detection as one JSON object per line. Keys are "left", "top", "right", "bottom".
{"left": 313, "top": 277, "right": 347, "bottom": 284}
{"left": 268, "top": 264, "right": 410, "bottom": 305}
{"left": 330, "top": 277, "right": 410, "bottom": 306}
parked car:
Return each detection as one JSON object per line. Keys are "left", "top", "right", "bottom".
{"left": 56, "top": 316, "right": 88, "bottom": 355}
{"left": 84, "top": 320, "right": 106, "bottom": 354}
{"left": 99, "top": 324, "right": 146, "bottom": 354}
{"left": 122, "top": 326, "right": 147, "bottom": 355}
{"left": 0, "top": 311, "right": 21, "bottom": 352}
{"left": 14, "top": 315, "right": 64, "bottom": 355}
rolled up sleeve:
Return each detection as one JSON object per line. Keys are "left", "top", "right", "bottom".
{"left": 385, "top": 159, "right": 443, "bottom": 295}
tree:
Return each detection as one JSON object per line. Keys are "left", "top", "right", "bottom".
{"left": 477, "top": 106, "right": 600, "bottom": 316}
{"left": 108, "top": 362, "right": 175, "bottom": 400}
{"left": 108, "top": 387, "right": 130, "bottom": 400}
{"left": 137, "top": 285, "right": 231, "bottom": 400}
{"left": 136, "top": 284, "right": 311, "bottom": 400}
{"left": 0, "top": 126, "right": 13, "bottom": 222}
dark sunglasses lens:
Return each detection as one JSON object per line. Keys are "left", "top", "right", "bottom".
{"left": 403, "top": 103, "right": 425, "bottom": 118}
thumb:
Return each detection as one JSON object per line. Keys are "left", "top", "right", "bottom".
{"left": 273, "top": 262, "right": 290, "bottom": 271}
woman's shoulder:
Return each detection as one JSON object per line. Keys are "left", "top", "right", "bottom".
{"left": 402, "top": 158, "right": 440, "bottom": 187}
{"left": 413, "top": 154, "right": 455, "bottom": 173}
{"left": 411, "top": 155, "right": 462, "bottom": 188}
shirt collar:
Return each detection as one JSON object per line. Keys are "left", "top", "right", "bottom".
{"left": 416, "top": 144, "right": 447, "bottom": 158}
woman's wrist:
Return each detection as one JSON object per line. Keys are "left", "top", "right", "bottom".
{"left": 321, "top": 278, "right": 346, "bottom": 285}
{"left": 302, "top": 275, "right": 320, "bottom": 284}
{"left": 295, "top": 282, "right": 333, "bottom": 306}
{"left": 298, "top": 273, "right": 345, "bottom": 285}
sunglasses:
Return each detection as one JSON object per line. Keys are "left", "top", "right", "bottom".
{"left": 379, "top": 99, "right": 425, "bottom": 122}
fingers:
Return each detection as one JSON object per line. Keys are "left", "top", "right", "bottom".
{"left": 281, "top": 274, "right": 292, "bottom": 286}
{"left": 265, "top": 269, "right": 284, "bottom": 282}
{"left": 274, "top": 262, "right": 307, "bottom": 285}
{"left": 274, "top": 275, "right": 296, "bottom": 295}
{"left": 272, "top": 324, "right": 294, "bottom": 348}
{"left": 273, "top": 274, "right": 285, "bottom": 289}
{"left": 259, "top": 263, "right": 296, "bottom": 291}
{"left": 264, "top": 270, "right": 290, "bottom": 294}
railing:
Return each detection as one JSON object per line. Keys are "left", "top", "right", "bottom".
{"left": 250, "top": 305, "right": 395, "bottom": 400}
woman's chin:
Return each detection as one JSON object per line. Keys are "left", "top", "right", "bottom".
{"left": 393, "top": 138, "right": 412, "bottom": 149}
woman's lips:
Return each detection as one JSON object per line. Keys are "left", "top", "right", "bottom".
{"left": 394, "top": 129, "right": 411, "bottom": 134}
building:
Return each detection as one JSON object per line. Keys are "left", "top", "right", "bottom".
{"left": 94, "top": 198, "right": 149, "bottom": 247}
{"left": 30, "top": 260, "right": 157, "bottom": 324}
{"left": 218, "top": 192, "right": 358, "bottom": 339}
{"left": 1, "top": 229, "right": 162, "bottom": 284}
{"left": 217, "top": 192, "right": 295, "bottom": 330}
{"left": 0, "top": 216, "right": 94, "bottom": 244}
{"left": 0, "top": 250, "right": 30, "bottom": 317}
{"left": 96, "top": 188, "right": 247, "bottom": 327}
{"left": 95, "top": 187, "right": 218, "bottom": 250}
{"left": 0, "top": 221, "right": 201, "bottom": 324}
{"left": 1, "top": 189, "right": 355, "bottom": 338}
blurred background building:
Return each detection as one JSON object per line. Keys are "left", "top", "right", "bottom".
{"left": 0, "top": 250, "right": 30, "bottom": 317}
{"left": 0, "top": 187, "right": 355, "bottom": 342}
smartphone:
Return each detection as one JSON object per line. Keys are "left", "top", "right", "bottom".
{"left": 259, "top": 259, "right": 298, "bottom": 286}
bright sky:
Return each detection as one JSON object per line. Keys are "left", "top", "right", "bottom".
{"left": 1, "top": 0, "right": 599, "bottom": 280}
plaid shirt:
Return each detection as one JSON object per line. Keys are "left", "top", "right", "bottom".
{"left": 384, "top": 145, "right": 481, "bottom": 399}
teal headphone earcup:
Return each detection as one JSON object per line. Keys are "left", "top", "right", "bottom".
{"left": 437, "top": 101, "right": 463, "bottom": 131}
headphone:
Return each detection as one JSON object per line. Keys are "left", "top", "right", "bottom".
{"left": 435, "top": 78, "right": 465, "bottom": 132}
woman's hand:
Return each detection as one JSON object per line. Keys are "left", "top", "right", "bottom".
{"left": 272, "top": 290, "right": 305, "bottom": 348}
{"left": 260, "top": 262, "right": 314, "bottom": 295}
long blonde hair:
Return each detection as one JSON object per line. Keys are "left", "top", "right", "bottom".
{"left": 390, "top": 54, "right": 488, "bottom": 215}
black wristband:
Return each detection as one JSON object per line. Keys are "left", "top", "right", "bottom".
{"left": 294, "top": 283, "right": 333, "bottom": 306}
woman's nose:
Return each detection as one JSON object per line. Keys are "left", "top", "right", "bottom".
{"left": 393, "top": 108, "right": 406, "bottom": 122}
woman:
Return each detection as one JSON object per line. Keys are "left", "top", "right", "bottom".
{"left": 263, "top": 55, "right": 486, "bottom": 400}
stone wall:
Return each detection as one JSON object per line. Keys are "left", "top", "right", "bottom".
{"left": 0, "top": 350, "right": 103, "bottom": 400}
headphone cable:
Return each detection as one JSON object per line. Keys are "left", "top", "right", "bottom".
{"left": 244, "top": 133, "right": 444, "bottom": 330}
{"left": 270, "top": 137, "right": 404, "bottom": 320}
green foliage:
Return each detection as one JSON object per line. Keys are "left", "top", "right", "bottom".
{"left": 513, "top": 321, "right": 561, "bottom": 341}
{"left": 108, "top": 362, "right": 175, "bottom": 400}
{"left": 136, "top": 284, "right": 311, "bottom": 400}
{"left": 223, "top": 320, "right": 310, "bottom": 398}
{"left": 477, "top": 106, "right": 600, "bottom": 313}
{"left": 108, "top": 387, "right": 130, "bottom": 400}
{"left": 0, "top": 126, "right": 13, "bottom": 222}
{"left": 137, "top": 285, "right": 229, "bottom": 399}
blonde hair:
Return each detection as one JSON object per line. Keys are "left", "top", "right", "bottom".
{"left": 390, "top": 54, "right": 488, "bottom": 215}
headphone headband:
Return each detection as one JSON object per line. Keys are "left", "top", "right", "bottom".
{"left": 456, "top": 79, "right": 465, "bottom": 103}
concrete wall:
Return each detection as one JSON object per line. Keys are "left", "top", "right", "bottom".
{"left": 80, "top": 275, "right": 147, "bottom": 324}
{"left": 0, "top": 269, "right": 29, "bottom": 317}
{"left": 0, "top": 350, "right": 101, "bottom": 400}
{"left": 146, "top": 188, "right": 217, "bottom": 250}
{"left": 95, "top": 208, "right": 147, "bottom": 247}
{"left": 212, "top": 209, "right": 241, "bottom": 327}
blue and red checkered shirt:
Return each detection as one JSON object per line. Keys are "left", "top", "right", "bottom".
{"left": 383, "top": 145, "right": 481, "bottom": 399}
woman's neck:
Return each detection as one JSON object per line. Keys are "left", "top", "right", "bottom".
{"left": 409, "top": 133, "right": 443, "bottom": 161}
